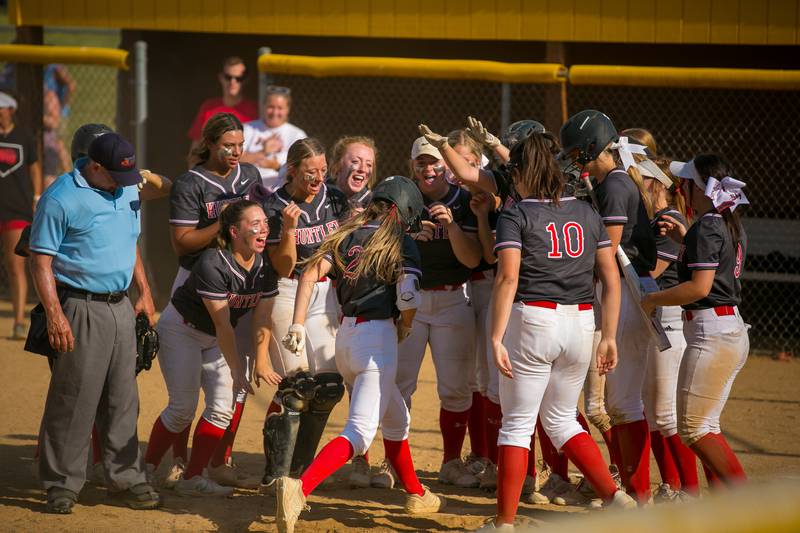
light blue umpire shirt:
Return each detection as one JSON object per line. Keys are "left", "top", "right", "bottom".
{"left": 29, "top": 158, "right": 141, "bottom": 293}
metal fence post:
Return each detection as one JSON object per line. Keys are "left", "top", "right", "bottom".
{"left": 258, "top": 46, "right": 272, "bottom": 109}
{"left": 134, "top": 40, "right": 147, "bottom": 168}
{"left": 500, "top": 82, "right": 510, "bottom": 135}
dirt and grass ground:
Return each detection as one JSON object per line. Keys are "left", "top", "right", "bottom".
{"left": 0, "top": 303, "right": 799, "bottom": 532}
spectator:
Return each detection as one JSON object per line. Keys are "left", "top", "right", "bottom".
{"left": 241, "top": 85, "right": 306, "bottom": 193}
{"left": 187, "top": 57, "right": 258, "bottom": 167}
{"left": 0, "top": 91, "right": 42, "bottom": 339}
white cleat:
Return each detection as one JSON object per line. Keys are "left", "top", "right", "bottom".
{"left": 607, "top": 489, "right": 637, "bottom": 510}
{"left": 475, "top": 518, "right": 515, "bottom": 531}
{"left": 276, "top": 476, "right": 308, "bottom": 533}
{"left": 174, "top": 474, "right": 234, "bottom": 497}
{"left": 404, "top": 486, "right": 446, "bottom": 515}
{"left": 371, "top": 460, "right": 396, "bottom": 489}
{"left": 163, "top": 458, "right": 186, "bottom": 489}
{"left": 439, "top": 458, "right": 479, "bottom": 488}
{"left": 208, "top": 457, "right": 261, "bottom": 489}
{"left": 348, "top": 456, "right": 371, "bottom": 489}
{"left": 479, "top": 462, "right": 498, "bottom": 491}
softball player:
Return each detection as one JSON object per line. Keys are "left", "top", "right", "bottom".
{"left": 327, "top": 135, "right": 376, "bottom": 211}
{"left": 643, "top": 154, "right": 749, "bottom": 487}
{"left": 558, "top": 110, "right": 657, "bottom": 503}
{"left": 478, "top": 133, "right": 634, "bottom": 531}
{"left": 144, "top": 200, "right": 279, "bottom": 497}
{"left": 258, "top": 137, "right": 350, "bottom": 490}
{"left": 392, "top": 135, "right": 482, "bottom": 488}
{"left": 275, "top": 176, "right": 445, "bottom": 533}
{"left": 168, "top": 112, "right": 262, "bottom": 487}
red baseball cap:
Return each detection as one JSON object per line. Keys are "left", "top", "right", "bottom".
{"left": 88, "top": 133, "right": 142, "bottom": 186}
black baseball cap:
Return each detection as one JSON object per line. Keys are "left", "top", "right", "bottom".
{"left": 88, "top": 133, "right": 142, "bottom": 186}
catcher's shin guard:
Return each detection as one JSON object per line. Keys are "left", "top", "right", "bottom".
{"left": 262, "top": 373, "right": 314, "bottom": 485}
{"left": 290, "top": 372, "right": 345, "bottom": 476}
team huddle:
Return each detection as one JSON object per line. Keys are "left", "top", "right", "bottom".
{"left": 31, "top": 105, "right": 751, "bottom": 532}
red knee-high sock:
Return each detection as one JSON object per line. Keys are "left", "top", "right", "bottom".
{"left": 485, "top": 400, "right": 502, "bottom": 464}
{"left": 210, "top": 401, "right": 246, "bottom": 467}
{"left": 184, "top": 418, "right": 226, "bottom": 479}
{"left": 91, "top": 424, "right": 103, "bottom": 465}
{"left": 537, "top": 419, "right": 568, "bottom": 479}
{"left": 691, "top": 433, "right": 746, "bottom": 487}
{"left": 651, "top": 431, "right": 681, "bottom": 490}
{"left": 173, "top": 424, "right": 191, "bottom": 461}
{"left": 144, "top": 416, "right": 181, "bottom": 468}
{"left": 526, "top": 433, "right": 537, "bottom": 478}
{"left": 561, "top": 432, "right": 617, "bottom": 502}
{"left": 384, "top": 438, "right": 424, "bottom": 496}
{"left": 496, "top": 446, "right": 528, "bottom": 526}
{"left": 608, "top": 425, "right": 623, "bottom": 470}
{"left": 577, "top": 412, "right": 591, "bottom": 433}
{"left": 300, "top": 436, "right": 354, "bottom": 496}
{"left": 468, "top": 392, "right": 488, "bottom": 459}
{"left": 703, "top": 462, "right": 722, "bottom": 488}
{"left": 615, "top": 420, "right": 651, "bottom": 502}
{"left": 440, "top": 408, "right": 470, "bottom": 463}
{"left": 666, "top": 434, "right": 699, "bottom": 495}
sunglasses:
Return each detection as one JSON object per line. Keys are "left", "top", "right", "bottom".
{"left": 222, "top": 73, "right": 246, "bottom": 83}
{"left": 266, "top": 85, "right": 291, "bottom": 96}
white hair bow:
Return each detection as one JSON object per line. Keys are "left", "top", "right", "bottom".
{"left": 610, "top": 137, "right": 647, "bottom": 171}
{"left": 705, "top": 176, "right": 749, "bottom": 212}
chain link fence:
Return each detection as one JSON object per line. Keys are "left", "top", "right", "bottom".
{"left": 0, "top": 59, "right": 120, "bottom": 300}
{"left": 568, "top": 85, "right": 800, "bottom": 355}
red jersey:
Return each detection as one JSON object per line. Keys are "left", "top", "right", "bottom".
{"left": 187, "top": 98, "right": 258, "bottom": 140}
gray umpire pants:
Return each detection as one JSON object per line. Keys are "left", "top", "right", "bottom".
{"left": 39, "top": 293, "right": 146, "bottom": 494}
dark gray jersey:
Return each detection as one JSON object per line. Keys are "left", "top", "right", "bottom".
{"left": 169, "top": 162, "right": 261, "bottom": 270}
{"left": 172, "top": 248, "right": 279, "bottom": 336}
{"left": 326, "top": 179, "right": 373, "bottom": 210}
{"left": 595, "top": 169, "right": 656, "bottom": 275}
{"left": 263, "top": 183, "right": 350, "bottom": 278}
{"left": 495, "top": 196, "right": 611, "bottom": 304}
{"left": 327, "top": 225, "right": 422, "bottom": 320}
{"left": 653, "top": 207, "right": 687, "bottom": 290}
{"left": 678, "top": 211, "right": 747, "bottom": 310}
{"left": 415, "top": 184, "right": 478, "bottom": 288}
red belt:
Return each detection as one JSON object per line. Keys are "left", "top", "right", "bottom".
{"left": 426, "top": 283, "right": 464, "bottom": 291}
{"left": 685, "top": 306, "right": 735, "bottom": 321}
{"left": 289, "top": 273, "right": 328, "bottom": 282}
{"left": 523, "top": 300, "right": 593, "bottom": 311}
{"left": 470, "top": 270, "right": 492, "bottom": 281}
{"left": 341, "top": 316, "right": 371, "bottom": 325}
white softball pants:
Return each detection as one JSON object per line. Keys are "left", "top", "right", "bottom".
{"left": 677, "top": 308, "right": 749, "bottom": 445}
{"left": 605, "top": 276, "right": 655, "bottom": 426}
{"left": 336, "top": 318, "right": 411, "bottom": 456}
{"left": 468, "top": 273, "right": 493, "bottom": 396}
{"left": 644, "top": 306, "right": 687, "bottom": 437}
{"left": 498, "top": 303, "right": 595, "bottom": 450}
{"left": 171, "top": 265, "right": 255, "bottom": 404}
{"left": 396, "top": 286, "right": 475, "bottom": 412}
{"left": 156, "top": 304, "right": 234, "bottom": 432}
{"left": 265, "top": 277, "right": 338, "bottom": 377}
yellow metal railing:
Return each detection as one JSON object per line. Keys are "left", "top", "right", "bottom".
{"left": 568, "top": 65, "right": 800, "bottom": 91}
{"left": 259, "top": 53, "right": 800, "bottom": 92}
{"left": 258, "top": 54, "right": 566, "bottom": 84}
{"left": 0, "top": 44, "right": 129, "bottom": 70}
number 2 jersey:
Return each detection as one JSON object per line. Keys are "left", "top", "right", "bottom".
{"left": 325, "top": 224, "right": 422, "bottom": 320}
{"left": 494, "top": 196, "right": 611, "bottom": 304}
{"left": 677, "top": 211, "right": 747, "bottom": 311}
{"left": 171, "top": 248, "right": 279, "bottom": 337}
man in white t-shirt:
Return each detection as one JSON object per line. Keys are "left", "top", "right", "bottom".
{"left": 241, "top": 85, "right": 307, "bottom": 193}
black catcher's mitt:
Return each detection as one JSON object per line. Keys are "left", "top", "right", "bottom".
{"left": 136, "top": 313, "right": 159, "bottom": 375}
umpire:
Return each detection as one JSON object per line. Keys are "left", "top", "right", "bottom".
{"left": 29, "top": 133, "right": 160, "bottom": 514}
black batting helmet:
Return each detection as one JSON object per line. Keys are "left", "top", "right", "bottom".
{"left": 558, "top": 110, "right": 618, "bottom": 166}
{"left": 502, "top": 119, "right": 546, "bottom": 151}
{"left": 71, "top": 123, "right": 114, "bottom": 162}
{"left": 371, "top": 175, "right": 425, "bottom": 232}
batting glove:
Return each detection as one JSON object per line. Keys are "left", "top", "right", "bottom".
{"left": 466, "top": 116, "right": 501, "bottom": 149}
{"left": 418, "top": 124, "right": 448, "bottom": 150}
{"left": 282, "top": 324, "right": 306, "bottom": 356}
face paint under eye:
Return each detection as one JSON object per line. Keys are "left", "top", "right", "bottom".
{"left": 303, "top": 173, "right": 319, "bottom": 183}
{"left": 219, "top": 146, "right": 234, "bottom": 157}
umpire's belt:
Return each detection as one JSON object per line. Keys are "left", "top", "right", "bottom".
{"left": 58, "top": 284, "right": 128, "bottom": 304}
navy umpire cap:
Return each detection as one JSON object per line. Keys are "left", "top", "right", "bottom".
{"left": 88, "top": 133, "right": 142, "bottom": 186}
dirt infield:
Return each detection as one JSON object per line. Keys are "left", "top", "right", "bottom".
{"left": 1, "top": 304, "right": 798, "bottom": 532}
